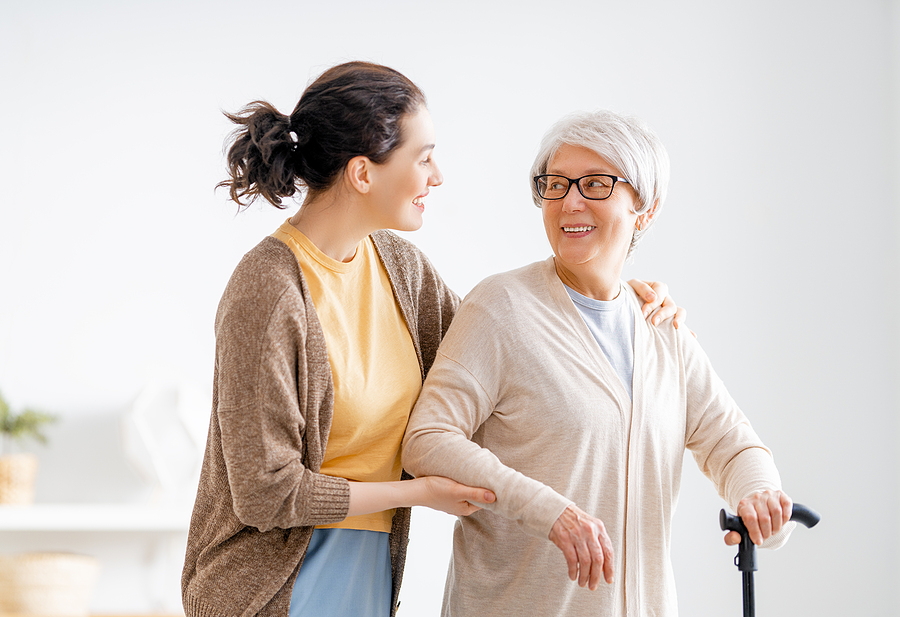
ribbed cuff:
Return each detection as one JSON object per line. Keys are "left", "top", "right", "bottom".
{"left": 304, "top": 473, "right": 351, "bottom": 525}
{"left": 183, "top": 592, "right": 226, "bottom": 617}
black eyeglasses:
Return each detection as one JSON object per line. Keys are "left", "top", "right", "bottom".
{"left": 533, "top": 174, "right": 629, "bottom": 201}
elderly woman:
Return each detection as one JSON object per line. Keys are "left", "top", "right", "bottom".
{"left": 401, "top": 110, "right": 794, "bottom": 616}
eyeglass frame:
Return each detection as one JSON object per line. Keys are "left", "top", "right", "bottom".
{"left": 533, "top": 173, "right": 630, "bottom": 201}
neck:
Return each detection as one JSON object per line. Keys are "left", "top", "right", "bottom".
{"left": 554, "top": 258, "right": 624, "bottom": 301}
{"left": 288, "top": 189, "right": 373, "bottom": 263}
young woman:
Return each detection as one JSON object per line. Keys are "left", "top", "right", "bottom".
{"left": 181, "top": 62, "right": 682, "bottom": 617}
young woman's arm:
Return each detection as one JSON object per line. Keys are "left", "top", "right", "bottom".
{"left": 348, "top": 477, "right": 495, "bottom": 517}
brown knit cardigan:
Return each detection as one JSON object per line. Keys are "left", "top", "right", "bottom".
{"left": 182, "top": 232, "right": 459, "bottom": 617}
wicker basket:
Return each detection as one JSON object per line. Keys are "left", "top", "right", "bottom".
{"left": 0, "top": 552, "right": 100, "bottom": 616}
{"left": 0, "top": 453, "right": 39, "bottom": 505}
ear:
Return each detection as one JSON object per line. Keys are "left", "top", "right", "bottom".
{"left": 636, "top": 198, "right": 660, "bottom": 231}
{"left": 345, "top": 155, "right": 372, "bottom": 194}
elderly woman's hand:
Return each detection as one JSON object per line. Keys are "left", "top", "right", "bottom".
{"left": 723, "top": 489, "right": 793, "bottom": 546}
{"left": 548, "top": 504, "right": 614, "bottom": 590}
{"left": 628, "top": 279, "right": 690, "bottom": 331}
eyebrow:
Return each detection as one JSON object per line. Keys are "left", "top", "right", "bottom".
{"left": 419, "top": 144, "right": 435, "bottom": 153}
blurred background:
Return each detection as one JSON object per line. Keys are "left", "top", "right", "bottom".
{"left": 0, "top": 0, "right": 897, "bottom": 614}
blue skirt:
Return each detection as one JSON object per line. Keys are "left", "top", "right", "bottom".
{"left": 289, "top": 528, "right": 392, "bottom": 617}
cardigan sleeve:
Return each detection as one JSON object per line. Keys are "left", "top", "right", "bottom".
{"left": 680, "top": 327, "right": 794, "bottom": 549}
{"left": 412, "top": 256, "right": 460, "bottom": 373}
{"left": 371, "top": 230, "right": 460, "bottom": 376}
{"left": 214, "top": 246, "right": 350, "bottom": 533}
{"left": 402, "top": 288, "right": 572, "bottom": 540}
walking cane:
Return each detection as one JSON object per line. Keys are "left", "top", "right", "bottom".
{"left": 719, "top": 503, "right": 820, "bottom": 617}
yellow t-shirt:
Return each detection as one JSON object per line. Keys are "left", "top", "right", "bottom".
{"left": 271, "top": 221, "right": 422, "bottom": 532}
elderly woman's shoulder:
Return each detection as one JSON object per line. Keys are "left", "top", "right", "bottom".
{"left": 622, "top": 282, "right": 685, "bottom": 340}
{"left": 463, "top": 260, "right": 550, "bottom": 305}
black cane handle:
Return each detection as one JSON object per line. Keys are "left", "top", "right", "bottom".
{"left": 720, "top": 503, "right": 820, "bottom": 574}
{"left": 788, "top": 503, "right": 821, "bottom": 529}
{"left": 720, "top": 502, "right": 821, "bottom": 536}
{"left": 719, "top": 503, "right": 819, "bottom": 617}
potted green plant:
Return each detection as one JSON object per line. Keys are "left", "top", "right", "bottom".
{"left": 0, "top": 391, "right": 56, "bottom": 505}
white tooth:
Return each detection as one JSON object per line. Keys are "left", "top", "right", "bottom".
{"left": 564, "top": 226, "right": 593, "bottom": 232}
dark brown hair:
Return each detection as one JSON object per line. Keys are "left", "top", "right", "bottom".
{"left": 218, "top": 61, "right": 426, "bottom": 208}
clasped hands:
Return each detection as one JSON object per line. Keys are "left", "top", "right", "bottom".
{"left": 548, "top": 490, "right": 792, "bottom": 590}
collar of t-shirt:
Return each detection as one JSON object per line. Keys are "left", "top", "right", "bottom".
{"left": 563, "top": 283, "right": 635, "bottom": 398}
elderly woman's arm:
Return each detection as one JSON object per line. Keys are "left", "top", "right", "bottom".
{"left": 680, "top": 328, "right": 794, "bottom": 548}
{"left": 402, "top": 352, "right": 617, "bottom": 589}
{"left": 402, "top": 351, "right": 573, "bottom": 537}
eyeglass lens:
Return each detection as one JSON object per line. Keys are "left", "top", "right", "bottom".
{"left": 537, "top": 175, "right": 616, "bottom": 200}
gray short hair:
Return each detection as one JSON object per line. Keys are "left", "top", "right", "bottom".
{"left": 530, "top": 110, "right": 670, "bottom": 258}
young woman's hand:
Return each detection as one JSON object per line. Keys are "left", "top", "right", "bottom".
{"left": 415, "top": 476, "right": 496, "bottom": 516}
{"left": 548, "top": 504, "right": 614, "bottom": 590}
{"left": 628, "top": 279, "right": 692, "bottom": 333}
{"left": 347, "top": 477, "right": 494, "bottom": 518}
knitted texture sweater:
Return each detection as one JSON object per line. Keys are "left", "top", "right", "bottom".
{"left": 182, "top": 233, "right": 458, "bottom": 617}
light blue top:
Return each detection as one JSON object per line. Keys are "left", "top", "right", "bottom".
{"left": 564, "top": 283, "right": 635, "bottom": 397}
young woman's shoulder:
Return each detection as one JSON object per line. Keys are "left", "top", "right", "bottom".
{"left": 370, "top": 230, "right": 455, "bottom": 299}
{"left": 371, "top": 230, "right": 430, "bottom": 270}
{"left": 216, "top": 236, "right": 308, "bottom": 330}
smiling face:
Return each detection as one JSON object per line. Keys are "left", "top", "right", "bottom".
{"left": 542, "top": 143, "right": 646, "bottom": 298}
{"left": 365, "top": 106, "right": 443, "bottom": 232}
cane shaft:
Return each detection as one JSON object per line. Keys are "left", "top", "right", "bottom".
{"left": 742, "top": 571, "right": 755, "bottom": 617}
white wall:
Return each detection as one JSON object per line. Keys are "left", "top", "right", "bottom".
{"left": 1, "top": 0, "right": 897, "bottom": 615}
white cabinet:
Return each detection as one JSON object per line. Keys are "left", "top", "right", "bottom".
{"left": 0, "top": 504, "right": 191, "bottom": 615}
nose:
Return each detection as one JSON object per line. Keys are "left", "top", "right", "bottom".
{"left": 429, "top": 158, "right": 444, "bottom": 187}
{"left": 561, "top": 184, "right": 585, "bottom": 212}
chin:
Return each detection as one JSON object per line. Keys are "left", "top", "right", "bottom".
{"left": 393, "top": 217, "right": 424, "bottom": 233}
{"left": 555, "top": 248, "right": 597, "bottom": 266}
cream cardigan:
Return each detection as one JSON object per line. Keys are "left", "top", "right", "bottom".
{"left": 402, "top": 257, "right": 790, "bottom": 617}
{"left": 182, "top": 233, "right": 458, "bottom": 617}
